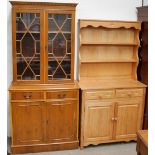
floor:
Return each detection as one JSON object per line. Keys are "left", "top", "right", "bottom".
{"left": 13, "top": 142, "right": 137, "bottom": 155}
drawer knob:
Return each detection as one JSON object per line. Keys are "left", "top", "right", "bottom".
{"left": 111, "top": 117, "right": 115, "bottom": 121}
{"left": 58, "top": 94, "right": 66, "bottom": 99}
{"left": 114, "top": 118, "right": 117, "bottom": 121}
{"left": 24, "top": 93, "right": 32, "bottom": 99}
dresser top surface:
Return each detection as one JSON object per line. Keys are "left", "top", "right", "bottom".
{"left": 9, "top": 81, "right": 79, "bottom": 91}
{"left": 79, "top": 78, "right": 146, "bottom": 90}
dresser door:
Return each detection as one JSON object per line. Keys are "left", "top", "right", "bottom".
{"left": 83, "top": 101, "right": 115, "bottom": 143}
{"left": 46, "top": 100, "right": 78, "bottom": 143}
{"left": 11, "top": 101, "right": 46, "bottom": 145}
{"left": 115, "top": 99, "right": 142, "bottom": 140}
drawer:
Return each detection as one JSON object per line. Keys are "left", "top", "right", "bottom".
{"left": 11, "top": 92, "right": 44, "bottom": 100}
{"left": 46, "top": 90, "right": 78, "bottom": 99}
{"left": 116, "top": 89, "right": 143, "bottom": 98}
{"left": 85, "top": 90, "right": 115, "bottom": 100}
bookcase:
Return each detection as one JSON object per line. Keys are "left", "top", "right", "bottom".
{"left": 9, "top": 2, "right": 79, "bottom": 154}
{"left": 79, "top": 20, "right": 146, "bottom": 148}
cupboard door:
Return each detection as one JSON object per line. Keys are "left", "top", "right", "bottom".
{"left": 13, "top": 10, "right": 44, "bottom": 82}
{"left": 11, "top": 101, "right": 46, "bottom": 145}
{"left": 46, "top": 100, "right": 78, "bottom": 143}
{"left": 84, "top": 101, "right": 115, "bottom": 143}
{"left": 45, "top": 11, "right": 74, "bottom": 82}
{"left": 115, "top": 100, "right": 141, "bottom": 140}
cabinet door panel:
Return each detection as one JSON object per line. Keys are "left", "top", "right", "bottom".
{"left": 12, "top": 102, "right": 46, "bottom": 145}
{"left": 47, "top": 100, "right": 78, "bottom": 143}
{"left": 45, "top": 11, "right": 74, "bottom": 82}
{"left": 84, "top": 101, "right": 114, "bottom": 142}
{"left": 115, "top": 100, "right": 141, "bottom": 139}
{"left": 13, "top": 10, "right": 44, "bottom": 83}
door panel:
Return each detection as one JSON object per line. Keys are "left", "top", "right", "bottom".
{"left": 45, "top": 11, "right": 74, "bottom": 83}
{"left": 84, "top": 101, "right": 114, "bottom": 142}
{"left": 12, "top": 102, "right": 46, "bottom": 145}
{"left": 47, "top": 100, "right": 77, "bottom": 142}
{"left": 115, "top": 100, "right": 141, "bottom": 139}
{"left": 13, "top": 10, "right": 44, "bottom": 83}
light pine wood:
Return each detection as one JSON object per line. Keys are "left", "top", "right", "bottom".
{"left": 83, "top": 101, "right": 115, "bottom": 143}
{"left": 80, "top": 46, "right": 136, "bottom": 63}
{"left": 80, "top": 28, "right": 136, "bottom": 45}
{"left": 79, "top": 20, "right": 141, "bottom": 80}
{"left": 79, "top": 20, "right": 141, "bottom": 30}
{"left": 80, "top": 89, "right": 146, "bottom": 147}
{"left": 79, "top": 78, "right": 146, "bottom": 90}
{"left": 115, "top": 99, "right": 142, "bottom": 140}
{"left": 115, "top": 89, "right": 143, "bottom": 98}
{"left": 80, "top": 63, "right": 133, "bottom": 78}
{"left": 79, "top": 20, "right": 146, "bottom": 148}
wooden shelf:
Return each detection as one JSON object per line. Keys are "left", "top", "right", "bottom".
{"left": 80, "top": 42, "right": 139, "bottom": 46}
{"left": 79, "top": 20, "right": 141, "bottom": 80}
{"left": 80, "top": 59, "right": 137, "bottom": 63}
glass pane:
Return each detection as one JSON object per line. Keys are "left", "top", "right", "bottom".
{"left": 53, "top": 14, "right": 66, "bottom": 27}
{"left": 62, "top": 19, "right": 71, "bottom": 32}
{"left": 21, "top": 13, "right": 35, "bottom": 28}
{"left": 22, "top": 33, "right": 35, "bottom": 57}
{"left": 16, "top": 13, "right": 40, "bottom": 80}
{"left": 53, "top": 33, "right": 66, "bottom": 57}
{"left": 16, "top": 18, "right": 26, "bottom": 31}
{"left": 48, "top": 13, "right": 72, "bottom": 80}
{"left": 29, "top": 18, "right": 40, "bottom": 32}
{"left": 48, "top": 19, "right": 58, "bottom": 31}
{"left": 53, "top": 67, "right": 66, "bottom": 79}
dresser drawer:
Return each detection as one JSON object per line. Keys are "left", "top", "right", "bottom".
{"left": 11, "top": 92, "right": 44, "bottom": 100}
{"left": 85, "top": 90, "right": 115, "bottom": 100}
{"left": 46, "top": 90, "right": 78, "bottom": 99}
{"left": 116, "top": 89, "right": 143, "bottom": 98}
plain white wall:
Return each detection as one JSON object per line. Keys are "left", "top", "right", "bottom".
{"left": 7, "top": 0, "right": 144, "bottom": 136}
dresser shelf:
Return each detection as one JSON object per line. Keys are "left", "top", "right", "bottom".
{"left": 80, "top": 42, "right": 139, "bottom": 46}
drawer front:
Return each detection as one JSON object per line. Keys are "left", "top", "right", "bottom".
{"left": 85, "top": 90, "right": 115, "bottom": 100}
{"left": 11, "top": 92, "right": 44, "bottom": 100}
{"left": 116, "top": 89, "right": 143, "bottom": 98}
{"left": 46, "top": 90, "right": 78, "bottom": 99}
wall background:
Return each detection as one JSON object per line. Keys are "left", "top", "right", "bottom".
{"left": 7, "top": 0, "right": 147, "bottom": 136}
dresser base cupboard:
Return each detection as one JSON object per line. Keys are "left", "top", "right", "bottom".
{"left": 9, "top": 83, "right": 79, "bottom": 154}
{"left": 79, "top": 20, "right": 146, "bottom": 148}
{"left": 80, "top": 81, "right": 146, "bottom": 148}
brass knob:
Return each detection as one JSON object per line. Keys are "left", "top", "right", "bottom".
{"left": 24, "top": 93, "right": 32, "bottom": 99}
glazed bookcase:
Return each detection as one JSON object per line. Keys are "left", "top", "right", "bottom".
{"left": 79, "top": 20, "right": 146, "bottom": 148}
{"left": 12, "top": 2, "right": 76, "bottom": 84}
{"left": 9, "top": 2, "right": 79, "bottom": 154}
